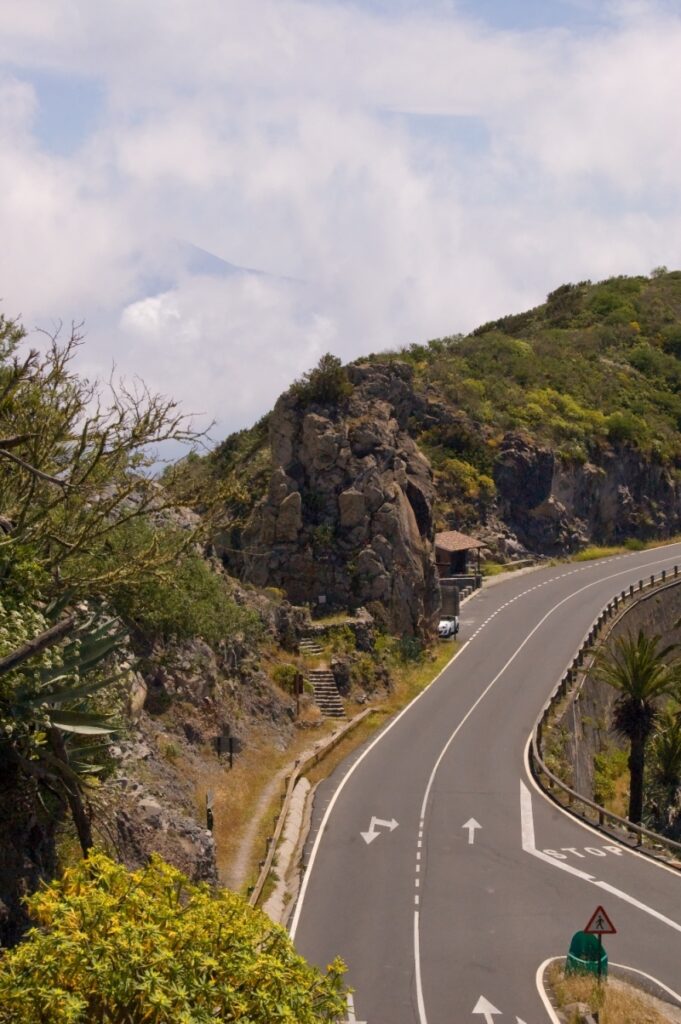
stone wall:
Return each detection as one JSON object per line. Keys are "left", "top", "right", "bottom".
{"left": 551, "top": 578, "right": 681, "bottom": 801}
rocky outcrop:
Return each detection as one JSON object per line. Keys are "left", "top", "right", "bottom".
{"left": 494, "top": 434, "right": 681, "bottom": 554}
{"left": 232, "top": 362, "right": 440, "bottom": 635}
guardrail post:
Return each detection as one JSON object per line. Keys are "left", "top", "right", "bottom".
{"left": 639, "top": 579, "right": 643, "bottom": 591}
{"left": 675, "top": 565, "right": 679, "bottom": 577}
{"left": 651, "top": 574, "right": 655, "bottom": 586}
{"left": 630, "top": 584, "right": 635, "bottom": 597}
{"left": 662, "top": 569, "right": 667, "bottom": 582}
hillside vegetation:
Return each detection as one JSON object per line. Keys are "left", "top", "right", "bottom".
{"left": 205, "top": 269, "right": 681, "bottom": 549}
{"left": 393, "top": 267, "right": 681, "bottom": 477}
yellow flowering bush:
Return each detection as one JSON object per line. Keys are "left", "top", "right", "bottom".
{"left": 0, "top": 853, "right": 346, "bottom": 1023}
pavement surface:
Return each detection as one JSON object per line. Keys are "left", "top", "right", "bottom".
{"left": 289, "top": 545, "right": 681, "bottom": 1024}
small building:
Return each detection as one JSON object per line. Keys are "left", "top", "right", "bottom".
{"left": 435, "top": 530, "right": 484, "bottom": 578}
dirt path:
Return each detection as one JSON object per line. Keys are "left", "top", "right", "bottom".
{"left": 222, "top": 767, "right": 287, "bottom": 892}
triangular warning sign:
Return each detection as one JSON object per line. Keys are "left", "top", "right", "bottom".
{"left": 584, "top": 905, "right": 617, "bottom": 935}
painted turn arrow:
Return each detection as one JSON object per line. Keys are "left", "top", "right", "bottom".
{"left": 463, "top": 818, "right": 482, "bottom": 845}
{"left": 472, "top": 995, "right": 501, "bottom": 1022}
{"left": 360, "top": 816, "right": 399, "bottom": 845}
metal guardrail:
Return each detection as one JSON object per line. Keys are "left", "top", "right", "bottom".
{"left": 248, "top": 707, "right": 374, "bottom": 907}
{"left": 530, "top": 565, "right": 681, "bottom": 865}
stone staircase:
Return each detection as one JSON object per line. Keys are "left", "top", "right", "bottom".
{"left": 299, "top": 637, "right": 324, "bottom": 656}
{"left": 307, "top": 669, "right": 345, "bottom": 718}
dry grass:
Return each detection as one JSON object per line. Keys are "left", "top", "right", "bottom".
{"left": 197, "top": 641, "right": 459, "bottom": 892}
{"left": 304, "top": 642, "right": 459, "bottom": 786}
{"left": 548, "top": 961, "right": 674, "bottom": 1023}
{"left": 193, "top": 717, "right": 339, "bottom": 893}
{"left": 572, "top": 545, "right": 626, "bottom": 562}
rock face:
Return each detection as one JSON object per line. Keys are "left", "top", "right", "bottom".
{"left": 494, "top": 434, "right": 681, "bottom": 554}
{"left": 237, "top": 362, "right": 440, "bottom": 635}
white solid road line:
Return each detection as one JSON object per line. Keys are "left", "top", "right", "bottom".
{"left": 523, "top": 729, "right": 681, "bottom": 880}
{"left": 288, "top": 638, "right": 471, "bottom": 939}
{"left": 290, "top": 546, "right": 681, "bottom": 1021}
{"left": 536, "top": 956, "right": 681, "bottom": 1022}
{"left": 535, "top": 959, "right": 562, "bottom": 1024}
{"left": 414, "top": 910, "right": 429, "bottom": 1024}
{"left": 520, "top": 780, "right": 681, "bottom": 934}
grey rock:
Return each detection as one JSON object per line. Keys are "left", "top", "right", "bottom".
{"left": 276, "top": 491, "right": 302, "bottom": 542}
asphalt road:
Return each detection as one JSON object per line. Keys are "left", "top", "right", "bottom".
{"left": 289, "top": 545, "right": 681, "bottom": 1024}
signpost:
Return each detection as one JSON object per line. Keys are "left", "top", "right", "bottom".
{"left": 584, "top": 905, "right": 616, "bottom": 981}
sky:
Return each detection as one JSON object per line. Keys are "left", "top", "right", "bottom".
{"left": 2, "top": 0, "right": 681, "bottom": 444}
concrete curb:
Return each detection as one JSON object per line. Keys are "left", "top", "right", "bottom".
{"left": 249, "top": 707, "right": 375, "bottom": 909}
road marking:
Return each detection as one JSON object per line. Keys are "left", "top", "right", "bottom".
{"left": 535, "top": 958, "right": 565, "bottom": 1024}
{"left": 609, "top": 962, "right": 681, "bottom": 1005}
{"left": 288, "top": 636, "right": 471, "bottom": 939}
{"left": 463, "top": 818, "right": 482, "bottom": 845}
{"left": 520, "top": 781, "right": 681, "bottom": 933}
{"left": 543, "top": 845, "right": 623, "bottom": 859}
{"left": 472, "top": 995, "right": 501, "bottom": 1021}
{"left": 291, "top": 544, "right": 681, "bottom": 1022}
{"left": 523, "top": 735, "right": 681, "bottom": 881}
{"left": 414, "top": 910, "right": 428, "bottom": 1024}
{"left": 360, "top": 816, "right": 398, "bottom": 845}
{"left": 343, "top": 993, "right": 367, "bottom": 1024}
{"left": 419, "top": 550, "right": 681, "bottom": 825}
{"left": 411, "top": 550, "right": 681, "bottom": 1023}
{"left": 536, "top": 957, "right": 681, "bottom": 1021}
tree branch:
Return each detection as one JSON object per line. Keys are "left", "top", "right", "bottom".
{"left": 0, "top": 447, "right": 69, "bottom": 488}
{"left": 0, "top": 614, "right": 77, "bottom": 676}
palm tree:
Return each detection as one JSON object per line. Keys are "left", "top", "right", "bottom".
{"left": 595, "top": 630, "right": 681, "bottom": 825}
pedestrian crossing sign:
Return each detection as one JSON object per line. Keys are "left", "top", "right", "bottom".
{"left": 584, "top": 905, "right": 616, "bottom": 935}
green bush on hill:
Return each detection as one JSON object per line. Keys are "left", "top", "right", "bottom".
{"left": 104, "top": 521, "right": 262, "bottom": 648}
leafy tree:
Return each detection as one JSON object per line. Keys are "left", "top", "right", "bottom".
{"left": 0, "top": 852, "right": 347, "bottom": 1024}
{"left": 0, "top": 313, "right": 211, "bottom": 859}
{"left": 0, "top": 316, "right": 206, "bottom": 603}
{"left": 595, "top": 630, "right": 681, "bottom": 824}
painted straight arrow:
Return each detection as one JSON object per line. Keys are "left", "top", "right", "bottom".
{"left": 463, "top": 817, "right": 482, "bottom": 844}
{"left": 472, "top": 995, "right": 501, "bottom": 1022}
{"left": 360, "top": 816, "right": 399, "bottom": 845}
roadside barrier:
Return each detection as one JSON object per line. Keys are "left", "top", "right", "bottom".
{"left": 248, "top": 707, "right": 374, "bottom": 907}
{"left": 530, "top": 566, "right": 681, "bottom": 868}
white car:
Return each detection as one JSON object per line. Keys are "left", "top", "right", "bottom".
{"left": 437, "top": 615, "right": 459, "bottom": 638}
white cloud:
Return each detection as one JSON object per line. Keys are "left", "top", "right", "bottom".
{"left": 1, "top": 0, "right": 681, "bottom": 440}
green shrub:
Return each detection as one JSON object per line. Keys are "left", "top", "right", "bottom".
{"left": 593, "top": 746, "right": 628, "bottom": 805}
{"left": 107, "top": 523, "right": 262, "bottom": 649}
{"left": 606, "top": 410, "right": 648, "bottom": 445}
{"left": 0, "top": 853, "right": 346, "bottom": 1023}
{"left": 329, "top": 625, "right": 356, "bottom": 654}
{"left": 272, "top": 663, "right": 300, "bottom": 693}
{"left": 290, "top": 353, "right": 352, "bottom": 407}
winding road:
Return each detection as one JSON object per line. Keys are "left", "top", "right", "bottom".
{"left": 290, "top": 545, "right": 681, "bottom": 1023}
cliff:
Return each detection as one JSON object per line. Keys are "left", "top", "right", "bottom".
{"left": 217, "top": 362, "right": 440, "bottom": 635}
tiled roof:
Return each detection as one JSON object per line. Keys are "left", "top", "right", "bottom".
{"left": 435, "top": 530, "right": 484, "bottom": 553}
